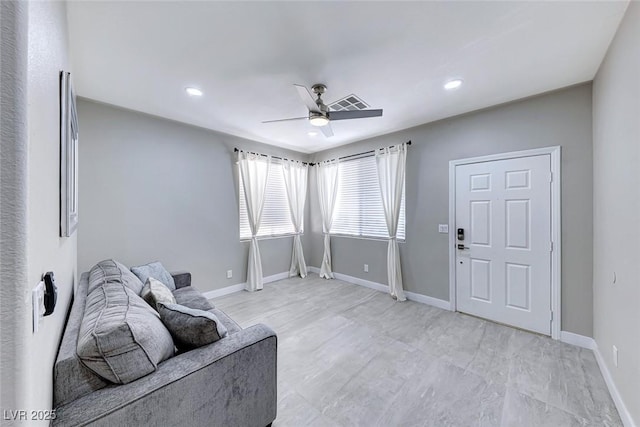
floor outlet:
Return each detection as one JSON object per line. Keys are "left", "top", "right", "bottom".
{"left": 226, "top": 270, "right": 233, "bottom": 279}
{"left": 613, "top": 345, "right": 618, "bottom": 367}
{"left": 364, "top": 264, "right": 369, "bottom": 273}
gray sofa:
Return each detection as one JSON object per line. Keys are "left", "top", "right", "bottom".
{"left": 53, "top": 269, "right": 277, "bottom": 426}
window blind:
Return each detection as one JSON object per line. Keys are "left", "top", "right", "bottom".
{"left": 239, "top": 160, "right": 297, "bottom": 240}
{"left": 332, "top": 155, "right": 406, "bottom": 240}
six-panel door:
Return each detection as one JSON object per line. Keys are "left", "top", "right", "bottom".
{"left": 455, "top": 155, "right": 552, "bottom": 335}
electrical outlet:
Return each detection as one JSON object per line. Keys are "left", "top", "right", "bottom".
{"left": 438, "top": 224, "right": 449, "bottom": 233}
{"left": 226, "top": 270, "right": 233, "bottom": 279}
{"left": 613, "top": 345, "right": 618, "bottom": 367}
{"left": 32, "top": 281, "right": 45, "bottom": 333}
{"left": 364, "top": 264, "right": 369, "bottom": 273}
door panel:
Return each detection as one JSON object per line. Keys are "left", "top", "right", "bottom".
{"left": 455, "top": 155, "right": 551, "bottom": 335}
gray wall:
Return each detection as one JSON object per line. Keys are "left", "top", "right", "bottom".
{"left": 0, "top": 1, "right": 78, "bottom": 421}
{"left": 0, "top": 0, "right": 29, "bottom": 415}
{"left": 309, "top": 84, "right": 594, "bottom": 337}
{"left": 78, "top": 100, "right": 309, "bottom": 293}
{"left": 593, "top": 2, "right": 639, "bottom": 424}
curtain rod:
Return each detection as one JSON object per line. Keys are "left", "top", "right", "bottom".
{"left": 233, "top": 148, "right": 314, "bottom": 166}
{"left": 234, "top": 140, "right": 411, "bottom": 166}
{"left": 332, "top": 140, "right": 412, "bottom": 163}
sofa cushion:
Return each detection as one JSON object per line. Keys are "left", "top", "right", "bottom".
{"left": 158, "top": 303, "right": 228, "bottom": 350}
{"left": 88, "top": 259, "right": 144, "bottom": 295}
{"left": 172, "top": 286, "right": 214, "bottom": 311}
{"left": 131, "top": 261, "right": 176, "bottom": 291}
{"left": 77, "top": 282, "right": 175, "bottom": 384}
{"left": 141, "top": 277, "right": 176, "bottom": 310}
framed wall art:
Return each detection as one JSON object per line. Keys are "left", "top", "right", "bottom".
{"left": 60, "top": 71, "right": 78, "bottom": 237}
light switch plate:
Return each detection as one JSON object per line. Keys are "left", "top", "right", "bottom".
{"left": 438, "top": 224, "right": 449, "bottom": 233}
{"left": 226, "top": 270, "right": 233, "bottom": 279}
{"left": 32, "top": 281, "right": 45, "bottom": 333}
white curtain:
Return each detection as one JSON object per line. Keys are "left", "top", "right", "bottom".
{"left": 316, "top": 160, "right": 339, "bottom": 279}
{"left": 376, "top": 144, "right": 407, "bottom": 301}
{"left": 282, "top": 159, "right": 308, "bottom": 278}
{"left": 238, "top": 151, "right": 271, "bottom": 291}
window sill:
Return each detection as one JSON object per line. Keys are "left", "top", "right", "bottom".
{"left": 330, "top": 233, "right": 406, "bottom": 243}
{"left": 240, "top": 233, "right": 302, "bottom": 242}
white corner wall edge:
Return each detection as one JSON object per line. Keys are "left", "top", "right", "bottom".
{"left": 560, "top": 332, "right": 635, "bottom": 427}
{"left": 308, "top": 267, "right": 452, "bottom": 311}
{"left": 201, "top": 271, "right": 290, "bottom": 300}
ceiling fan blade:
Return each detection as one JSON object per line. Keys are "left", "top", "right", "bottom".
{"left": 320, "top": 123, "right": 334, "bottom": 138}
{"left": 262, "top": 116, "right": 308, "bottom": 124}
{"left": 329, "top": 109, "right": 383, "bottom": 121}
{"left": 294, "top": 84, "right": 321, "bottom": 113}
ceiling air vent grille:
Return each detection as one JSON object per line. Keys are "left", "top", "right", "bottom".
{"left": 328, "top": 94, "right": 369, "bottom": 111}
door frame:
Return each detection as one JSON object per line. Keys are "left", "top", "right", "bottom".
{"left": 448, "top": 146, "right": 561, "bottom": 339}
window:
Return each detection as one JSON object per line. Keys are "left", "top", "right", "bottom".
{"left": 332, "top": 155, "right": 406, "bottom": 240}
{"left": 239, "top": 160, "right": 298, "bottom": 239}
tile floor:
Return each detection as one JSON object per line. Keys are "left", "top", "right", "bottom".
{"left": 213, "top": 274, "right": 621, "bottom": 427}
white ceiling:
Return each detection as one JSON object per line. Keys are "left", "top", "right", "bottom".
{"left": 67, "top": 1, "right": 628, "bottom": 154}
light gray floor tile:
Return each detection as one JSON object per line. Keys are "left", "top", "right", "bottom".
{"left": 212, "top": 274, "right": 621, "bottom": 427}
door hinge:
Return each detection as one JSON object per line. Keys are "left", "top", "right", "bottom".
{"left": 549, "top": 172, "right": 553, "bottom": 183}
{"left": 550, "top": 241, "right": 554, "bottom": 252}
{"left": 550, "top": 311, "right": 554, "bottom": 322}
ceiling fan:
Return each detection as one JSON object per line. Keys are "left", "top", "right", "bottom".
{"left": 262, "top": 84, "right": 383, "bottom": 137}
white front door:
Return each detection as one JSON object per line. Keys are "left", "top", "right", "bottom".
{"left": 455, "top": 155, "right": 552, "bottom": 335}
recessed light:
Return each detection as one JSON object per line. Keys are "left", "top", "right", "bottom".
{"left": 307, "top": 131, "right": 318, "bottom": 136}
{"left": 185, "top": 87, "right": 203, "bottom": 97}
{"left": 444, "top": 79, "right": 463, "bottom": 90}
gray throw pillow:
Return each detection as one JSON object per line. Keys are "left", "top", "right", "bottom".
{"left": 141, "top": 277, "right": 176, "bottom": 310}
{"left": 131, "top": 261, "right": 176, "bottom": 291}
{"left": 77, "top": 283, "right": 175, "bottom": 384}
{"left": 157, "top": 303, "right": 228, "bottom": 350}
{"left": 89, "top": 259, "right": 144, "bottom": 295}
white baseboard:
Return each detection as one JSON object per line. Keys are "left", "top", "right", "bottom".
{"left": 201, "top": 283, "right": 246, "bottom": 300}
{"left": 559, "top": 331, "right": 596, "bottom": 350}
{"left": 201, "top": 271, "right": 290, "bottom": 299}
{"left": 314, "top": 268, "right": 452, "bottom": 311}
{"left": 559, "top": 331, "right": 635, "bottom": 427}
{"left": 333, "top": 272, "right": 389, "bottom": 293}
{"left": 593, "top": 343, "right": 636, "bottom": 427}
{"left": 404, "top": 290, "right": 453, "bottom": 311}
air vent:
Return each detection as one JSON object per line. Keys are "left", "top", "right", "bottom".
{"left": 329, "top": 94, "right": 369, "bottom": 111}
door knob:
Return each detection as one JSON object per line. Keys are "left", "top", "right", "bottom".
{"left": 457, "top": 244, "right": 470, "bottom": 250}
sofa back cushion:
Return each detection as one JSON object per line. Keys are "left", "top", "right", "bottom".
{"left": 77, "top": 282, "right": 175, "bottom": 384}
{"left": 131, "top": 261, "right": 176, "bottom": 291}
{"left": 54, "top": 273, "right": 110, "bottom": 407}
{"left": 88, "top": 259, "right": 144, "bottom": 295}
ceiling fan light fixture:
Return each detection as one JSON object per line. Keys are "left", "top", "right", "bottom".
{"left": 309, "top": 115, "right": 329, "bottom": 127}
{"left": 444, "top": 79, "right": 463, "bottom": 90}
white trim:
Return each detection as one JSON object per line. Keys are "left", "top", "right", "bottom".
{"left": 330, "top": 271, "right": 451, "bottom": 310}
{"left": 593, "top": 344, "right": 637, "bottom": 427}
{"left": 263, "top": 271, "right": 290, "bottom": 283}
{"left": 201, "top": 271, "right": 290, "bottom": 299}
{"left": 558, "top": 331, "right": 635, "bottom": 426}
{"left": 333, "top": 272, "right": 388, "bottom": 293}
{"left": 405, "top": 290, "right": 453, "bottom": 311}
{"left": 308, "top": 266, "right": 320, "bottom": 275}
{"left": 201, "top": 283, "right": 246, "bottom": 300}
{"left": 559, "top": 331, "right": 595, "bottom": 350}
{"left": 448, "top": 146, "right": 562, "bottom": 339}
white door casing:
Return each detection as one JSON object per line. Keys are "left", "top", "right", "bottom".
{"left": 449, "top": 147, "right": 561, "bottom": 338}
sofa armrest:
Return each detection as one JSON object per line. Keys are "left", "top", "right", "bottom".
{"left": 170, "top": 271, "right": 191, "bottom": 288}
{"left": 54, "top": 324, "right": 277, "bottom": 426}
